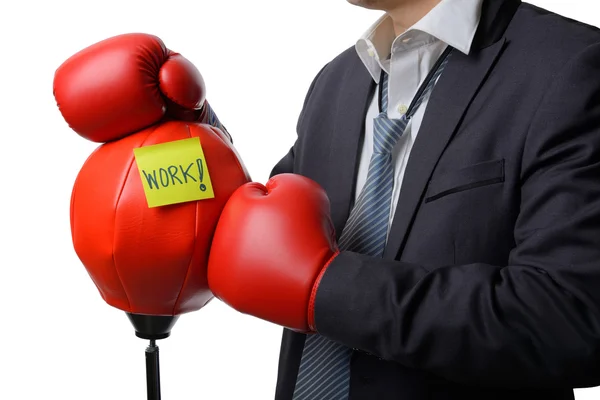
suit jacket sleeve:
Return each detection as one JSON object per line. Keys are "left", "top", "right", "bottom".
{"left": 270, "top": 64, "right": 329, "bottom": 178}
{"left": 314, "top": 42, "right": 600, "bottom": 389}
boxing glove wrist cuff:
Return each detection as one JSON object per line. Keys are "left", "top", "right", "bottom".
{"left": 308, "top": 250, "right": 341, "bottom": 332}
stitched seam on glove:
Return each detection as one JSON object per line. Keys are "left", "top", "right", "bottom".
{"left": 308, "top": 250, "right": 340, "bottom": 332}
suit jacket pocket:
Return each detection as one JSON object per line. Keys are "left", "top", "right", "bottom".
{"left": 424, "top": 159, "right": 505, "bottom": 203}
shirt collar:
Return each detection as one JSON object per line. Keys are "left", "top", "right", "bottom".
{"left": 355, "top": 0, "right": 483, "bottom": 82}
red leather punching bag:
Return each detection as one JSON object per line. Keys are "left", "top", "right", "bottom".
{"left": 71, "top": 120, "right": 249, "bottom": 324}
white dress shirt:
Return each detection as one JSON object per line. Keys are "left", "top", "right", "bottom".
{"left": 354, "top": 0, "right": 483, "bottom": 233}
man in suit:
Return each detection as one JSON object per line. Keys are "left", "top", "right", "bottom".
{"left": 207, "top": 0, "right": 600, "bottom": 399}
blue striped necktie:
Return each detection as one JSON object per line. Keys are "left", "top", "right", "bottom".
{"left": 291, "top": 48, "right": 452, "bottom": 400}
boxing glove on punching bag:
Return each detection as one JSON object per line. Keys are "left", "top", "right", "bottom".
{"left": 54, "top": 32, "right": 209, "bottom": 142}
{"left": 54, "top": 33, "right": 249, "bottom": 399}
{"left": 55, "top": 31, "right": 250, "bottom": 325}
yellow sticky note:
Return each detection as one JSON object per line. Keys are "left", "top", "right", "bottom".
{"left": 133, "top": 137, "right": 215, "bottom": 208}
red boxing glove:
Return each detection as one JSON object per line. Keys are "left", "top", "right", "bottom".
{"left": 207, "top": 174, "right": 339, "bottom": 332}
{"left": 53, "top": 33, "right": 207, "bottom": 143}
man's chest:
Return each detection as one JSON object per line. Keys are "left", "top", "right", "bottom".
{"left": 293, "top": 62, "right": 538, "bottom": 267}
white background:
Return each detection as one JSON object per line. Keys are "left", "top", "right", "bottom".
{"left": 1, "top": 0, "right": 600, "bottom": 399}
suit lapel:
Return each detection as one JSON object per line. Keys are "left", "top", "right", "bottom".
{"left": 380, "top": 0, "right": 521, "bottom": 258}
{"left": 382, "top": 38, "right": 507, "bottom": 259}
{"left": 326, "top": 60, "right": 375, "bottom": 239}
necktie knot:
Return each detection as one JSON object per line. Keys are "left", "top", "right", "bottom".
{"left": 373, "top": 113, "right": 407, "bottom": 154}
{"left": 373, "top": 71, "right": 408, "bottom": 154}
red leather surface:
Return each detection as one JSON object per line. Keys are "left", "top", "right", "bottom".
{"left": 208, "top": 174, "right": 338, "bottom": 332}
{"left": 53, "top": 33, "right": 206, "bottom": 143}
{"left": 71, "top": 121, "right": 249, "bottom": 315}
{"left": 159, "top": 53, "right": 206, "bottom": 110}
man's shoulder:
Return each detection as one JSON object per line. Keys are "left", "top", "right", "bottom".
{"left": 319, "top": 45, "right": 360, "bottom": 75}
{"left": 329, "top": 45, "right": 360, "bottom": 66}
{"left": 511, "top": 2, "right": 600, "bottom": 54}
{"left": 302, "top": 45, "right": 366, "bottom": 97}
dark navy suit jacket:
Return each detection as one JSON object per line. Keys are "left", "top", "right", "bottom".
{"left": 270, "top": 1, "right": 600, "bottom": 398}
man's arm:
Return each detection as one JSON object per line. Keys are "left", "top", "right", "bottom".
{"left": 270, "top": 63, "right": 330, "bottom": 178}
{"left": 198, "top": 100, "right": 233, "bottom": 143}
{"left": 314, "top": 42, "right": 600, "bottom": 389}
{"left": 270, "top": 145, "right": 295, "bottom": 177}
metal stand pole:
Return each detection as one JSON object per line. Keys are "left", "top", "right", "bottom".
{"left": 145, "top": 339, "right": 161, "bottom": 400}
{"left": 126, "top": 313, "right": 179, "bottom": 400}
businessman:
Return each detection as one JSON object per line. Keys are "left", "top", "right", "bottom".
{"left": 207, "top": 0, "right": 600, "bottom": 399}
